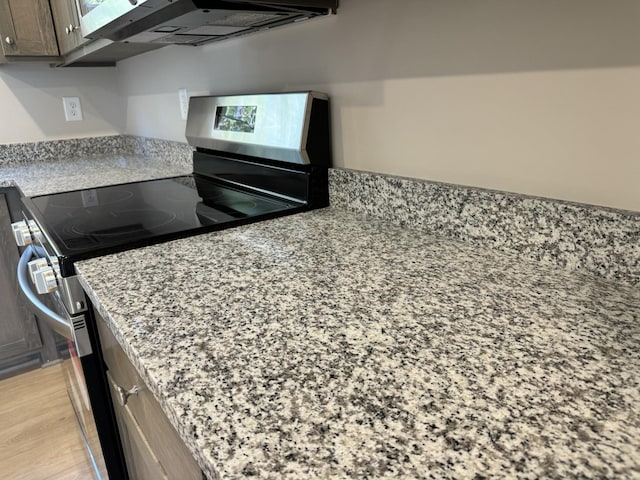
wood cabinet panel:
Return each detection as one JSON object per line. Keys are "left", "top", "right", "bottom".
{"left": 0, "top": 0, "right": 59, "bottom": 57}
{"left": 97, "top": 314, "right": 203, "bottom": 480}
{"left": 50, "top": 0, "right": 87, "bottom": 55}
{"left": 107, "top": 370, "right": 170, "bottom": 480}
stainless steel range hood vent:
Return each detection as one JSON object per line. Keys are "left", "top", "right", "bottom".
{"left": 84, "top": 1, "right": 338, "bottom": 47}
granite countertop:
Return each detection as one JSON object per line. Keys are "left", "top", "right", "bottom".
{"left": 75, "top": 208, "right": 640, "bottom": 480}
{"left": 0, "top": 155, "right": 191, "bottom": 196}
{"left": 2, "top": 154, "right": 638, "bottom": 479}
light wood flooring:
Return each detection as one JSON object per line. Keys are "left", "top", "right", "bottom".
{"left": 0, "top": 364, "right": 96, "bottom": 480}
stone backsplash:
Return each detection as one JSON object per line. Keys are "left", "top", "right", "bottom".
{"left": 0, "top": 135, "right": 192, "bottom": 168}
{"left": 329, "top": 169, "right": 640, "bottom": 286}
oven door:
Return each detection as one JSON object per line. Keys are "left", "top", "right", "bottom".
{"left": 65, "top": 337, "right": 109, "bottom": 479}
{"left": 16, "top": 245, "right": 109, "bottom": 479}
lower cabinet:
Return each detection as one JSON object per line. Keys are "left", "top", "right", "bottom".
{"left": 106, "top": 370, "right": 170, "bottom": 480}
{"left": 96, "top": 311, "right": 203, "bottom": 480}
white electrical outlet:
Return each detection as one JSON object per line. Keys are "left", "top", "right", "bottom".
{"left": 178, "top": 88, "right": 189, "bottom": 120}
{"left": 63, "top": 97, "right": 83, "bottom": 122}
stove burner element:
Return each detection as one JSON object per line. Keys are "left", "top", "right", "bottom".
{"left": 69, "top": 209, "right": 177, "bottom": 238}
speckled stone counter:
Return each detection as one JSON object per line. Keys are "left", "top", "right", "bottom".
{"left": 76, "top": 208, "right": 640, "bottom": 480}
{"left": 2, "top": 139, "right": 638, "bottom": 478}
{"left": 0, "top": 134, "right": 192, "bottom": 168}
{"left": 0, "top": 154, "right": 191, "bottom": 197}
{"left": 330, "top": 169, "right": 640, "bottom": 287}
{"left": 0, "top": 134, "right": 193, "bottom": 196}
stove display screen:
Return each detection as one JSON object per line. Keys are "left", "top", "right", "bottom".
{"left": 214, "top": 105, "right": 257, "bottom": 133}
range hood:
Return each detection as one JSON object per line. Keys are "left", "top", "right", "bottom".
{"left": 83, "top": 0, "right": 338, "bottom": 47}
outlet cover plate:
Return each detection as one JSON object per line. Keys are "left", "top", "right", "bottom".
{"left": 178, "top": 88, "right": 189, "bottom": 120}
{"left": 62, "top": 96, "right": 83, "bottom": 122}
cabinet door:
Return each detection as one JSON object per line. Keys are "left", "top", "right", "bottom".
{"left": 0, "top": 193, "right": 42, "bottom": 364}
{"left": 107, "top": 371, "right": 170, "bottom": 480}
{"left": 97, "top": 313, "right": 204, "bottom": 480}
{"left": 50, "top": 0, "right": 87, "bottom": 55}
{"left": 0, "top": 0, "right": 59, "bottom": 57}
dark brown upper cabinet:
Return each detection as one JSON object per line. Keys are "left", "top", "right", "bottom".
{"left": 50, "top": 0, "right": 87, "bottom": 56}
{"left": 0, "top": 0, "right": 60, "bottom": 60}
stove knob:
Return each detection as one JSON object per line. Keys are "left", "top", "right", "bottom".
{"left": 27, "top": 220, "right": 44, "bottom": 243}
{"left": 11, "top": 221, "right": 32, "bottom": 246}
{"left": 32, "top": 267, "right": 59, "bottom": 294}
{"left": 27, "top": 257, "right": 60, "bottom": 283}
{"left": 11, "top": 220, "right": 44, "bottom": 246}
{"left": 28, "top": 258, "right": 49, "bottom": 283}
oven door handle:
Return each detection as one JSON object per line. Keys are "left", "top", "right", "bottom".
{"left": 17, "top": 245, "right": 72, "bottom": 340}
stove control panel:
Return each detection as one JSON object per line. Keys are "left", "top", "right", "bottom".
{"left": 27, "top": 257, "right": 60, "bottom": 284}
{"left": 27, "top": 256, "right": 61, "bottom": 295}
{"left": 31, "top": 266, "right": 59, "bottom": 295}
{"left": 11, "top": 220, "right": 43, "bottom": 246}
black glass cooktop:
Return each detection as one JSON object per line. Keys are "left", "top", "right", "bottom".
{"left": 27, "top": 175, "right": 300, "bottom": 258}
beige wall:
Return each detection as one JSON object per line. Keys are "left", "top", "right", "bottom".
{"left": 0, "top": 65, "right": 124, "bottom": 144}
{"left": 1, "top": 0, "right": 638, "bottom": 211}
{"left": 116, "top": 0, "right": 640, "bottom": 211}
